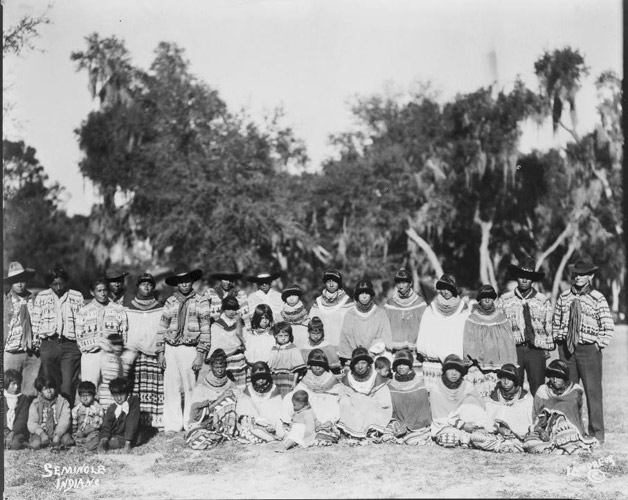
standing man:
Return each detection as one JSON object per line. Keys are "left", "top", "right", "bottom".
{"left": 552, "top": 255, "right": 614, "bottom": 444}
{"left": 383, "top": 268, "right": 427, "bottom": 353}
{"left": 76, "top": 277, "right": 128, "bottom": 407}
{"left": 31, "top": 266, "right": 84, "bottom": 406}
{"left": 105, "top": 268, "right": 129, "bottom": 305}
{"left": 157, "top": 265, "right": 211, "bottom": 434}
{"left": 3, "top": 262, "right": 40, "bottom": 396}
{"left": 246, "top": 271, "right": 283, "bottom": 320}
{"left": 206, "top": 265, "right": 250, "bottom": 328}
{"left": 496, "top": 258, "right": 553, "bottom": 396}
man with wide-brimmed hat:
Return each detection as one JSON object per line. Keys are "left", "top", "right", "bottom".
{"left": 32, "top": 265, "right": 85, "bottom": 406}
{"left": 205, "top": 262, "right": 250, "bottom": 328}
{"left": 495, "top": 258, "right": 553, "bottom": 396}
{"left": 3, "top": 262, "right": 40, "bottom": 396}
{"left": 156, "top": 264, "right": 211, "bottom": 434}
{"left": 308, "top": 269, "right": 353, "bottom": 353}
{"left": 551, "top": 255, "right": 614, "bottom": 444}
{"left": 247, "top": 271, "right": 283, "bottom": 321}
{"left": 105, "top": 268, "right": 129, "bottom": 305}
{"left": 338, "top": 279, "right": 393, "bottom": 363}
{"left": 383, "top": 268, "right": 427, "bottom": 353}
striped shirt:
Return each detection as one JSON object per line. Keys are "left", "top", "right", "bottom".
{"left": 155, "top": 293, "right": 211, "bottom": 354}
{"left": 76, "top": 300, "right": 128, "bottom": 353}
{"left": 72, "top": 401, "right": 105, "bottom": 434}
{"left": 205, "top": 287, "right": 250, "bottom": 328}
{"left": 496, "top": 289, "right": 553, "bottom": 350}
{"left": 552, "top": 289, "right": 614, "bottom": 349}
{"left": 32, "top": 289, "right": 84, "bottom": 341}
{"left": 3, "top": 290, "right": 35, "bottom": 353}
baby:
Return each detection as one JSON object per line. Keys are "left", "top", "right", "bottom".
{"left": 283, "top": 390, "right": 316, "bottom": 450}
{"left": 374, "top": 356, "right": 392, "bottom": 379}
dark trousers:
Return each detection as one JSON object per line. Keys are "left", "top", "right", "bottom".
{"left": 515, "top": 345, "right": 546, "bottom": 396}
{"left": 558, "top": 343, "right": 604, "bottom": 442}
{"left": 39, "top": 338, "right": 82, "bottom": 406}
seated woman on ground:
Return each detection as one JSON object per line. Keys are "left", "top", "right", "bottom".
{"left": 185, "top": 349, "right": 238, "bottom": 449}
{"left": 281, "top": 349, "right": 342, "bottom": 445}
{"left": 386, "top": 350, "right": 432, "bottom": 445}
{"left": 236, "top": 361, "right": 285, "bottom": 444}
{"left": 337, "top": 347, "right": 392, "bottom": 443}
{"left": 524, "top": 360, "right": 597, "bottom": 454}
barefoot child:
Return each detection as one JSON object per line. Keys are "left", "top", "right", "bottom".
{"left": 27, "top": 376, "right": 74, "bottom": 450}
{"left": 98, "top": 378, "right": 141, "bottom": 452}
{"left": 72, "top": 381, "right": 104, "bottom": 451}
{"left": 283, "top": 390, "right": 316, "bottom": 450}
{"left": 3, "top": 369, "right": 32, "bottom": 450}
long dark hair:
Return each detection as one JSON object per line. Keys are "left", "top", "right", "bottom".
{"left": 251, "top": 304, "right": 273, "bottom": 330}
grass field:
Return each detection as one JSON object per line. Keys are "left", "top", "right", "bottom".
{"left": 5, "top": 326, "right": 628, "bottom": 499}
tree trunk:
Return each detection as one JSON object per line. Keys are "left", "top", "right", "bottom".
{"left": 536, "top": 223, "right": 573, "bottom": 270}
{"left": 474, "top": 208, "right": 495, "bottom": 287}
{"left": 405, "top": 226, "right": 444, "bottom": 277}
{"left": 611, "top": 278, "right": 621, "bottom": 313}
{"left": 551, "top": 236, "right": 577, "bottom": 304}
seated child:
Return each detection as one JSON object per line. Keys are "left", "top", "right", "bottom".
{"left": 72, "top": 381, "right": 105, "bottom": 451}
{"left": 374, "top": 356, "right": 392, "bottom": 380}
{"left": 283, "top": 390, "right": 316, "bottom": 450}
{"left": 27, "top": 376, "right": 74, "bottom": 450}
{"left": 98, "top": 378, "right": 141, "bottom": 452}
{"left": 3, "top": 369, "right": 32, "bottom": 450}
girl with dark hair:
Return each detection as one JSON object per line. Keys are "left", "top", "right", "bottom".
{"left": 300, "top": 317, "right": 341, "bottom": 374}
{"left": 3, "top": 369, "right": 32, "bottom": 450}
{"left": 267, "top": 322, "right": 306, "bottom": 397}
{"left": 27, "top": 376, "right": 74, "bottom": 450}
{"left": 244, "top": 304, "right": 276, "bottom": 365}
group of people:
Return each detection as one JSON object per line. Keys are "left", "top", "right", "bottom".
{"left": 3, "top": 254, "right": 614, "bottom": 454}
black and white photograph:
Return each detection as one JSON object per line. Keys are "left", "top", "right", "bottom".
{"left": 3, "top": 0, "right": 626, "bottom": 498}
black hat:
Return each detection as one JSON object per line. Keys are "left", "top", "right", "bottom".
{"left": 394, "top": 268, "right": 412, "bottom": 283}
{"left": 545, "top": 359, "right": 570, "bottom": 381}
{"left": 353, "top": 279, "right": 375, "bottom": 300}
{"left": 323, "top": 269, "right": 343, "bottom": 287}
{"left": 221, "top": 296, "right": 239, "bottom": 311}
{"left": 307, "top": 349, "right": 329, "bottom": 371}
{"left": 476, "top": 284, "right": 497, "bottom": 301}
{"left": 436, "top": 274, "right": 459, "bottom": 297}
{"left": 105, "top": 268, "right": 129, "bottom": 281}
{"left": 4, "top": 262, "right": 36, "bottom": 284}
{"left": 349, "top": 347, "right": 373, "bottom": 370}
{"left": 250, "top": 361, "right": 273, "bottom": 385}
{"left": 568, "top": 255, "right": 599, "bottom": 275}
{"left": 507, "top": 258, "right": 545, "bottom": 282}
{"left": 442, "top": 354, "right": 468, "bottom": 376}
{"left": 392, "top": 349, "right": 414, "bottom": 371}
{"left": 496, "top": 363, "right": 519, "bottom": 384}
{"left": 247, "top": 271, "right": 281, "bottom": 284}
{"left": 165, "top": 264, "right": 203, "bottom": 286}
{"left": 211, "top": 260, "right": 243, "bottom": 281}
{"left": 281, "top": 283, "right": 303, "bottom": 303}
{"left": 136, "top": 272, "right": 156, "bottom": 287}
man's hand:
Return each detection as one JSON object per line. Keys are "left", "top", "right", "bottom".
{"left": 157, "top": 352, "right": 166, "bottom": 370}
{"left": 192, "top": 352, "right": 204, "bottom": 372}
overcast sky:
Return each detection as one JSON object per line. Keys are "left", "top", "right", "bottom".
{"left": 3, "top": 0, "right": 622, "bottom": 215}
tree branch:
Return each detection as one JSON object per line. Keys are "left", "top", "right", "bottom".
{"left": 405, "top": 224, "right": 444, "bottom": 277}
{"left": 536, "top": 223, "right": 573, "bottom": 270}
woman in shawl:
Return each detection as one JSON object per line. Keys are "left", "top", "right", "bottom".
{"left": 300, "top": 317, "right": 341, "bottom": 375}
{"left": 338, "top": 280, "right": 393, "bottom": 364}
{"left": 463, "top": 285, "right": 517, "bottom": 397}
{"left": 236, "top": 362, "right": 285, "bottom": 443}
{"left": 524, "top": 360, "right": 597, "bottom": 454}
{"left": 244, "top": 304, "right": 275, "bottom": 366}
{"left": 337, "top": 347, "right": 392, "bottom": 441}
{"left": 280, "top": 283, "right": 310, "bottom": 349}
{"left": 123, "top": 273, "right": 164, "bottom": 429}
{"left": 308, "top": 269, "right": 353, "bottom": 352}
{"left": 185, "top": 349, "right": 238, "bottom": 449}
{"left": 416, "top": 274, "right": 471, "bottom": 390}
{"left": 208, "top": 296, "right": 248, "bottom": 388}
{"left": 429, "top": 355, "right": 501, "bottom": 450}
{"left": 386, "top": 350, "right": 432, "bottom": 445}
{"left": 281, "top": 349, "right": 342, "bottom": 445}
{"left": 484, "top": 363, "right": 533, "bottom": 452}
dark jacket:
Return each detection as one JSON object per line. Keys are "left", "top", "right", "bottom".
{"left": 3, "top": 394, "right": 32, "bottom": 437}
{"left": 99, "top": 395, "right": 141, "bottom": 445}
